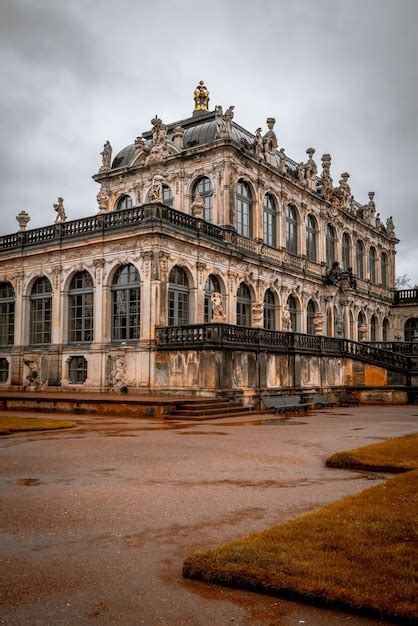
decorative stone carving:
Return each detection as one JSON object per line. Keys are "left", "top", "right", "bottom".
{"left": 358, "top": 323, "right": 368, "bottom": 342}
{"left": 211, "top": 292, "right": 226, "bottom": 322}
{"left": 149, "top": 174, "right": 164, "bottom": 202}
{"left": 321, "top": 153, "right": 333, "bottom": 201}
{"left": 334, "top": 172, "right": 351, "bottom": 209}
{"left": 282, "top": 304, "right": 292, "bottom": 331}
{"left": 53, "top": 197, "right": 67, "bottom": 223}
{"left": 194, "top": 80, "right": 210, "bottom": 111}
{"left": 305, "top": 148, "right": 317, "bottom": 179}
{"left": 191, "top": 192, "right": 204, "bottom": 217}
{"left": 108, "top": 353, "right": 128, "bottom": 392}
{"left": 324, "top": 261, "right": 342, "bottom": 285}
{"left": 363, "top": 191, "right": 376, "bottom": 222}
{"left": 96, "top": 189, "right": 109, "bottom": 213}
{"left": 93, "top": 258, "right": 105, "bottom": 284}
{"left": 297, "top": 162, "right": 306, "bottom": 183}
{"left": 146, "top": 116, "right": 169, "bottom": 166}
{"left": 262, "top": 117, "right": 278, "bottom": 157}
{"left": 253, "top": 128, "right": 263, "bottom": 158}
{"left": 386, "top": 216, "right": 396, "bottom": 237}
{"left": 16, "top": 210, "right": 30, "bottom": 231}
{"left": 335, "top": 316, "right": 344, "bottom": 338}
{"left": 252, "top": 301, "right": 263, "bottom": 327}
{"left": 215, "top": 105, "right": 235, "bottom": 138}
{"left": 278, "top": 148, "right": 287, "bottom": 174}
{"left": 173, "top": 126, "right": 184, "bottom": 150}
{"left": 313, "top": 312, "right": 324, "bottom": 335}
{"left": 24, "top": 358, "right": 41, "bottom": 391}
{"left": 100, "top": 141, "right": 112, "bottom": 170}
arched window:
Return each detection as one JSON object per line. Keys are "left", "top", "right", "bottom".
{"left": 404, "top": 318, "right": 418, "bottom": 342}
{"left": 0, "top": 357, "right": 9, "bottom": 383}
{"left": 357, "top": 311, "right": 366, "bottom": 342}
{"left": 334, "top": 307, "right": 344, "bottom": 338}
{"left": 356, "top": 240, "right": 364, "bottom": 280}
{"left": 263, "top": 194, "right": 277, "bottom": 247}
{"left": 381, "top": 252, "right": 388, "bottom": 288}
{"left": 306, "top": 215, "right": 317, "bottom": 262}
{"left": 112, "top": 264, "right": 140, "bottom": 341}
{"left": 168, "top": 266, "right": 189, "bottom": 326}
{"left": 237, "top": 283, "right": 251, "bottom": 326}
{"left": 0, "top": 282, "right": 15, "bottom": 346}
{"left": 287, "top": 295, "right": 297, "bottom": 332}
{"left": 236, "top": 180, "right": 252, "bottom": 238}
{"left": 369, "top": 247, "right": 377, "bottom": 284}
{"left": 370, "top": 314, "right": 378, "bottom": 341}
{"left": 263, "top": 289, "right": 275, "bottom": 330}
{"left": 383, "top": 317, "right": 390, "bottom": 342}
{"left": 193, "top": 177, "right": 213, "bottom": 222}
{"left": 69, "top": 271, "right": 94, "bottom": 343}
{"left": 342, "top": 233, "right": 351, "bottom": 271}
{"left": 286, "top": 205, "right": 298, "bottom": 255}
{"left": 30, "top": 277, "right": 52, "bottom": 345}
{"left": 326, "top": 224, "right": 336, "bottom": 266}
{"left": 116, "top": 195, "right": 133, "bottom": 211}
{"left": 162, "top": 185, "right": 174, "bottom": 208}
{"left": 204, "top": 274, "right": 221, "bottom": 323}
{"left": 306, "top": 300, "right": 316, "bottom": 335}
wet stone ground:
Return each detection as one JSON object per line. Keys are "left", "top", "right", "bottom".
{"left": 0, "top": 405, "right": 417, "bottom": 625}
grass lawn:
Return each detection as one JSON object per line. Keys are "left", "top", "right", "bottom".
{"left": 183, "top": 434, "right": 418, "bottom": 622}
{"left": 0, "top": 415, "right": 77, "bottom": 435}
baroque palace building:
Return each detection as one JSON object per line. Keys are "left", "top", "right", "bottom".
{"left": 0, "top": 82, "right": 417, "bottom": 397}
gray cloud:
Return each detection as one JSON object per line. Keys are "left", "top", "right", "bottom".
{"left": 1, "top": 0, "right": 417, "bottom": 282}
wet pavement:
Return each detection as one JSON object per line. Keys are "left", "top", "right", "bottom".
{"left": 0, "top": 405, "right": 417, "bottom": 625}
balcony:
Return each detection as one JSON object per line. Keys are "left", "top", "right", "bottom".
{"left": 394, "top": 289, "right": 418, "bottom": 304}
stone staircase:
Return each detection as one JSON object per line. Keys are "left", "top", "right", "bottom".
{"left": 167, "top": 398, "right": 268, "bottom": 421}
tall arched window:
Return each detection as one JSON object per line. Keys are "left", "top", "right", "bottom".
{"left": 370, "top": 314, "right": 378, "bottom": 341}
{"left": 236, "top": 180, "right": 252, "bottom": 238}
{"left": 116, "top": 195, "right": 133, "bottom": 211}
{"left": 334, "top": 307, "right": 344, "bottom": 337}
{"left": 112, "top": 264, "right": 140, "bottom": 341}
{"left": 306, "top": 215, "right": 317, "bottom": 262}
{"left": 287, "top": 295, "right": 297, "bottom": 332}
{"left": 69, "top": 271, "right": 94, "bottom": 343}
{"left": 263, "top": 194, "right": 277, "bottom": 247}
{"left": 162, "top": 185, "right": 174, "bottom": 208}
{"left": 204, "top": 274, "right": 221, "bottom": 323}
{"left": 193, "top": 177, "right": 213, "bottom": 222}
{"left": 263, "top": 289, "right": 275, "bottom": 330}
{"left": 381, "top": 251, "right": 388, "bottom": 288}
{"left": 342, "top": 233, "right": 351, "bottom": 271}
{"left": 383, "top": 317, "right": 390, "bottom": 342}
{"left": 286, "top": 205, "right": 298, "bottom": 255}
{"left": 356, "top": 240, "right": 364, "bottom": 280}
{"left": 404, "top": 318, "right": 418, "bottom": 342}
{"left": 30, "top": 277, "right": 52, "bottom": 345}
{"left": 237, "top": 283, "right": 251, "bottom": 326}
{"left": 326, "top": 224, "right": 336, "bottom": 266}
{"left": 168, "top": 267, "right": 189, "bottom": 326}
{"left": 369, "top": 247, "right": 377, "bottom": 284}
{"left": 357, "top": 311, "right": 366, "bottom": 342}
{"left": 306, "top": 300, "right": 316, "bottom": 335}
{"left": 0, "top": 282, "right": 15, "bottom": 346}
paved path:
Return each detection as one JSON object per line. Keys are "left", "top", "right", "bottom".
{"left": 1, "top": 405, "right": 417, "bottom": 625}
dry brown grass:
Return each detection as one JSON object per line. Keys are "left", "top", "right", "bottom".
{"left": 183, "top": 435, "right": 418, "bottom": 622}
{"left": 326, "top": 433, "right": 418, "bottom": 472}
{"left": 0, "top": 415, "right": 76, "bottom": 435}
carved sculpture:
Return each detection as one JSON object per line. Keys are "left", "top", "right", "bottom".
{"left": 335, "top": 316, "right": 345, "bottom": 338}
{"left": 253, "top": 128, "right": 263, "bottom": 158}
{"left": 173, "top": 126, "right": 184, "bottom": 150}
{"left": 16, "top": 210, "right": 30, "bottom": 231}
{"left": 146, "top": 116, "right": 169, "bottom": 166}
{"left": 108, "top": 353, "right": 128, "bottom": 391}
{"left": 321, "top": 154, "right": 333, "bottom": 201}
{"left": 262, "top": 117, "right": 278, "bottom": 156}
{"left": 211, "top": 291, "right": 226, "bottom": 322}
{"left": 215, "top": 105, "right": 235, "bottom": 138}
{"left": 54, "top": 197, "right": 67, "bottom": 223}
{"left": 334, "top": 172, "right": 351, "bottom": 208}
{"left": 364, "top": 191, "right": 376, "bottom": 222}
{"left": 313, "top": 312, "right": 324, "bottom": 336}
{"left": 324, "top": 261, "right": 342, "bottom": 285}
{"left": 100, "top": 140, "right": 112, "bottom": 170}
{"left": 346, "top": 267, "right": 357, "bottom": 289}
{"left": 96, "top": 189, "right": 109, "bottom": 213}
{"left": 149, "top": 174, "right": 164, "bottom": 202}
{"left": 386, "top": 216, "right": 396, "bottom": 237}
{"left": 358, "top": 323, "right": 368, "bottom": 342}
{"left": 194, "top": 80, "right": 210, "bottom": 111}
{"left": 191, "top": 192, "right": 204, "bottom": 217}
{"left": 282, "top": 304, "right": 292, "bottom": 331}
{"left": 297, "top": 162, "right": 306, "bottom": 183}
{"left": 24, "top": 359, "right": 41, "bottom": 391}
{"left": 251, "top": 301, "right": 263, "bottom": 327}
{"left": 305, "top": 148, "right": 317, "bottom": 179}
{"left": 278, "top": 147, "right": 287, "bottom": 174}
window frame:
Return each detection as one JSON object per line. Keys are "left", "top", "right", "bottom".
{"left": 263, "top": 194, "right": 277, "bottom": 247}
{"left": 30, "top": 277, "right": 52, "bottom": 346}
{"left": 306, "top": 215, "right": 317, "bottom": 262}
{"left": 111, "top": 264, "right": 141, "bottom": 342}
{"left": 68, "top": 356, "right": 88, "bottom": 384}
{"left": 168, "top": 266, "right": 190, "bottom": 326}
{"left": 236, "top": 180, "right": 253, "bottom": 238}
{"left": 0, "top": 282, "right": 15, "bottom": 347}
{"left": 263, "top": 289, "right": 275, "bottom": 330}
{"left": 236, "top": 283, "right": 251, "bottom": 327}
{"left": 192, "top": 177, "right": 213, "bottom": 222}
{"left": 286, "top": 205, "right": 298, "bottom": 255}
{"left": 116, "top": 195, "right": 133, "bottom": 211}
{"left": 68, "top": 271, "right": 94, "bottom": 344}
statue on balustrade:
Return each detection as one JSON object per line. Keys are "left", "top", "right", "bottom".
{"left": 324, "top": 261, "right": 342, "bottom": 285}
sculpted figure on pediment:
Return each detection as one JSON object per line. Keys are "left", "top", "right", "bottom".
{"left": 100, "top": 141, "right": 112, "bottom": 170}
{"left": 262, "top": 118, "right": 278, "bottom": 157}
{"left": 320, "top": 154, "right": 333, "bottom": 201}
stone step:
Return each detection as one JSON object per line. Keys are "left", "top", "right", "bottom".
{"left": 165, "top": 410, "right": 271, "bottom": 421}
{"left": 170, "top": 404, "right": 250, "bottom": 417}
{"left": 173, "top": 401, "right": 238, "bottom": 411}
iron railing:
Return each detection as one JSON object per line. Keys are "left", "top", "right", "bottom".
{"left": 394, "top": 289, "right": 418, "bottom": 304}
{"left": 156, "top": 323, "right": 411, "bottom": 372}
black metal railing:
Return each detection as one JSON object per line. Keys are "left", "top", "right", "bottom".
{"left": 368, "top": 341, "right": 417, "bottom": 355}
{"left": 156, "top": 323, "right": 411, "bottom": 372}
{"left": 394, "top": 289, "right": 418, "bottom": 304}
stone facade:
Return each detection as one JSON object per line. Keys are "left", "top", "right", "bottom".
{"left": 0, "top": 85, "right": 416, "bottom": 394}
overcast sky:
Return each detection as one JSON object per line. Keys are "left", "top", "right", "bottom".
{"left": 1, "top": 0, "right": 417, "bottom": 283}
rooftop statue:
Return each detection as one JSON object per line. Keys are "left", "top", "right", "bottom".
{"left": 54, "top": 197, "right": 67, "bottom": 223}
{"left": 320, "top": 154, "right": 333, "bottom": 201}
{"left": 100, "top": 140, "right": 112, "bottom": 170}
{"left": 253, "top": 127, "right": 263, "bottom": 158}
{"left": 194, "top": 80, "right": 210, "bottom": 111}
{"left": 262, "top": 117, "right": 278, "bottom": 156}
{"left": 215, "top": 104, "right": 235, "bottom": 138}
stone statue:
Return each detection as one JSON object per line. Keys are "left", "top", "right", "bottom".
{"left": 358, "top": 323, "right": 368, "bottom": 342}
{"left": 278, "top": 147, "right": 287, "bottom": 174}
{"left": 191, "top": 192, "right": 204, "bottom": 217}
{"left": 253, "top": 128, "right": 263, "bottom": 158}
{"left": 146, "top": 116, "right": 169, "bottom": 166}
{"left": 297, "top": 162, "right": 306, "bottom": 183}
{"left": 134, "top": 136, "right": 146, "bottom": 152}
{"left": 324, "top": 261, "right": 342, "bottom": 285}
{"left": 252, "top": 301, "right": 263, "bottom": 327}
{"left": 215, "top": 105, "right": 234, "bottom": 138}
{"left": 194, "top": 80, "right": 210, "bottom": 111}
{"left": 173, "top": 126, "right": 184, "bottom": 150}
{"left": 305, "top": 148, "right": 317, "bottom": 180}
{"left": 262, "top": 117, "right": 278, "bottom": 156}
{"left": 386, "top": 216, "right": 396, "bottom": 237}
{"left": 151, "top": 115, "right": 167, "bottom": 146}
{"left": 335, "top": 316, "right": 345, "bottom": 338}
{"left": 346, "top": 267, "right": 357, "bottom": 289}
{"left": 24, "top": 358, "right": 41, "bottom": 391}
{"left": 109, "top": 353, "right": 128, "bottom": 391}
{"left": 367, "top": 191, "right": 376, "bottom": 219}
{"left": 16, "top": 210, "right": 30, "bottom": 231}
{"left": 54, "top": 197, "right": 67, "bottom": 223}
{"left": 282, "top": 304, "right": 292, "bottom": 331}
{"left": 313, "top": 312, "right": 324, "bottom": 336}
{"left": 375, "top": 213, "right": 381, "bottom": 229}
{"left": 335, "top": 172, "right": 351, "bottom": 208}
{"left": 96, "top": 189, "right": 109, "bottom": 213}
{"left": 149, "top": 174, "right": 164, "bottom": 202}
{"left": 321, "top": 154, "right": 333, "bottom": 201}
{"left": 100, "top": 141, "right": 112, "bottom": 169}
{"left": 211, "top": 292, "right": 226, "bottom": 322}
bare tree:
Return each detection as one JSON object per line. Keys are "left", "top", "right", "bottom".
{"left": 395, "top": 273, "right": 412, "bottom": 289}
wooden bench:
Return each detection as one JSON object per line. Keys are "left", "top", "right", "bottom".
{"left": 312, "top": 393, "right": 335, "bottom": 408}
{"left": 262, "top": 395, "right": 310, "bottom": 414}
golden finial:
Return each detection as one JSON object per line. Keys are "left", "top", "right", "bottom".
{"left": 193, "top": 80, "right": 210, "bottom": 112}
